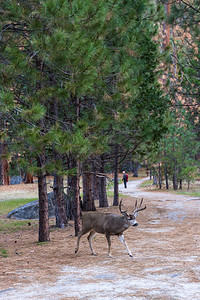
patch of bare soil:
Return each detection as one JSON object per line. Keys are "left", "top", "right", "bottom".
{"left": 1, "top": 178, "right": 200, "bottom": 299}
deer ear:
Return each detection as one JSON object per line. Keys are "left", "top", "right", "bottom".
{"left": 123, "top": 212, "right": 130, "bottom": 218}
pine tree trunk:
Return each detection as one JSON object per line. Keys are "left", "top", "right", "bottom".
{"left": 158, "top": 163, "right": 162, "bottom": 189}
{"left": 173, "top": 173, "right": 178, "bottom": 190}
{"left": 24, "top": 172, "right": 33, "bottom": 184}
{"left": 153, "top": 174, "right": 158, "bottom": 185}
{"left": 99, "top": 156, "right": 108, "bottom": 207}
{"left": 113, "top": 145, "right": 119, "bottom": 206}
{"left": 187, "top": 180, "right": 190, "bottom": 191}
{"left": 150, "top": 168, "right": 152, "bottom": 180}
{"left": 164, "top": 162, "right": 169, "bottom": 189}
{"left": 179, "top": 179, "right": 182, "bottom": 190}
{"left": 132, "top": 161, "right": 139, "bottom": 177}
{"left": 91, "top": 158, "right": 99, "bottom": 201}
{"left": 69, "top": 158, "right": 81, "bottom": 236}
{"left": 54, "top": 173, "right": 68, "bottom": 228}
{"left": 37, "top": 153, "right": 50, "bottom": 242}
{"left": 0, "top": 142, "right": 9, "bottom": 185}
{"left": 82, "top": 170, "right": 96, "bottom": 211}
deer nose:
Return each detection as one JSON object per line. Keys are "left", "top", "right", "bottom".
{"left": 133, "top": 222, "right": 138, "bottom": 227}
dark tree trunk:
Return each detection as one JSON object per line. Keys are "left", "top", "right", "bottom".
{"left": 24, "top": 172, "right": 33, "bottom": 184}
{"left": 37, "top": 152, "right": 50, "bottom": 242}
{"left": 0, "top": 142, "right": 9, "bottom": 185}
{"left": 187, "top": 180, "right": 190, "bottom": 191}
{"left": 173, "top": 173, "right": 178, "bottom": 190}
{"left": 113, "top": 145, "right": 119, "bottom": 206}
{"left": 173, "top": 162, "right": 178, "bottom": 190}
{"left": 82, "top": 170, "right": 96, "bottom": 211}
{"left": 54, "top": 173, "right": 68, "bottom": 228}
{"left": 91, "top": 158, "right": 99, "bottom": 201}
{"left": 179, "top": 179, "right": 182, "bottom": 190}
{"left": 178, "top": 167, "right": 182, "bottom": 190}
{"left": 158, "top": 163, "right": 162, "bottom": 189}
{"left": 132, "top": 161, "right": 139, "bottom": 177}
{"left": 164, "top": 162, "right": 169, "bottom": 189}
{"left": 99, "top": 156, "right": 108, "bottom": 207}
{"left": 150, "top": 168, "right": 153, "bottom": 180}
{"left": 153, "top": 174, "right": 158, "bottom": 185}
{"left": 69, "top": 158, "right": 81, "bottom": 236}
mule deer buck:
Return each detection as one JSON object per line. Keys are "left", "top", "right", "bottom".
{"left": 75, "top": 199, "right": 146, "bottom": 257}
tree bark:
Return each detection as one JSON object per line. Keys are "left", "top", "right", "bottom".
{"left": 54, "top": 173, "right": 68, "bottom": 228}
{"left": 165, "top": 163, "right": 169, "bottom": 189}
{"left": 113, "top": 145, "right": 119, "bottom": 206}
{"left": 37, "top": 152, "right": 50, "bottom": 242}
{"left": 179, "top": 179, "right": 182, "bottom": 190}
{"left": 173, "top": 172, "right": 178, "bottom": 190}
{"left": 24, "top": 172, "right": 33, "bottom": 184}
{"left": 82, "top": 170, "right": 96, "bottom": 211}
{"left": 98, "top": 156, "right": 108, "bottom": 207}
{"left": 158, "top": 163, "right": 162, "bottom": 189}
{"left": 0, "top": 142, "right": 9, "bottom": 185}
{"left": 132, "top": 161, "right": 139, "bottom": 177}
{"left": 69, "top": 158, "right": 81, "bottom": 236}
{"left": 91, "top": 158, "right": 99, "bottom": 201}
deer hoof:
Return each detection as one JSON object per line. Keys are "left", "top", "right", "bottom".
{"left": 129, "top": 254, "right": 133, "bottom": 258}
{"left": 92, "top": 253, "right": 97, "bottom": 256}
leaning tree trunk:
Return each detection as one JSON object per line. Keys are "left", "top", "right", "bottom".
{"left": 37, "top": 151, "right": 50, "bottom": 242}
{"left": 98, "top": 155, "right": 108, "bottom": 207}
{"left": 113, "top": 145, "right": 119, "bottom": 206}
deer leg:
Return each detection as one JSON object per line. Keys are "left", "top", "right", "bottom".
{"left": 118, "top": 234, "right": 133, "bottom": 257}
{"left": 75, "top": 228, "right": 90, "bottom": 254}
{"left": 105, "top": 233, "right": 112, "bottom": 257}
{"left": 87, "top": 230, "right": 96, "bottom": 255}
{"left": 75, "top": 232, "right": 82, "bottom": 254}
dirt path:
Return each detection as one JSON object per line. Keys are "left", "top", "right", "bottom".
{"left": 1, "top": 178, "right": 200, "bottom": 299}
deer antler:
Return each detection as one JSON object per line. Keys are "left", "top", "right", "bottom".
{"left": 119, "top": 200, "right": 127, "bottom": 215}
{"left": 133, "top": 198, "right": 146, "bottom": 214}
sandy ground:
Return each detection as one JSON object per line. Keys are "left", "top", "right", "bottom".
{"left": 0, "top": 178, "right": 200, "bottom": 299}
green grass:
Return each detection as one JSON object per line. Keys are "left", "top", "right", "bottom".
{"left": 0, "top": 198, "right": 38, "bottom": 232}
{"left": 174, "top": 190, "right": 200, "bottom": 197}
{"left": 139, "top": 180, "right": 200, "bottom": 197}
{"left": 0, "top": 247, "right": 8, "bottom": 258}
{"left": 139, "top": 180, "right": 153, "bottom": 187}
{"left": 0, "top": 198, "right": 37, "bottom": 215}
{"left": 0, "top": 218, "right": 38, "bottom": 232}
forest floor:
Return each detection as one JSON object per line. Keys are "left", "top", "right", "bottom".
{"left": 0, "top": 176, "right": 200, "bottom": 299}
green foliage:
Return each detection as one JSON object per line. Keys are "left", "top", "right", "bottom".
{"left": 149, "top": 108, "right": 200, "bottom": 187}
{"left": 0, "top": 0, "right": 169, "bottom": 181}
{"left": 0, "top": 248, "right": 8, "bottom": 258}
{"left": 169, "top": 1, "right": 200, "bottom": 139}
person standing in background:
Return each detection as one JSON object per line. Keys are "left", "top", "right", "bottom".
{"left": 122, "top": 171, "right": 128, "bottom": 188}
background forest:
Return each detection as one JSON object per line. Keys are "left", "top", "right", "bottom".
{"left": 0, "top": 0, "right": 199, "bottom": 241}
